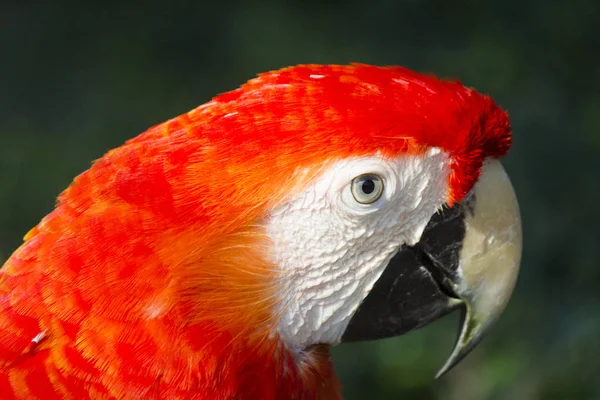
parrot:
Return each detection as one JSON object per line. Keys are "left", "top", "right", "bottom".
{"left": 0, "top": 64, "right": 522, "bottom": 399}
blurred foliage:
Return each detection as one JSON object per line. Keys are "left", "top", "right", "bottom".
{"left": 1, "top": 1, "right": 599, "bottom": 399}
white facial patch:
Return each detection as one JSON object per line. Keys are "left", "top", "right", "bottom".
{"left": 266, "top": 148, "right": 452, "bottom": 350}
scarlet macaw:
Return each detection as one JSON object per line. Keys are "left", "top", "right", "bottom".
{"left": 0, "top": 64, "right": 522, "bottom": 399}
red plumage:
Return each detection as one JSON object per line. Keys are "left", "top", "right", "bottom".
{"left": 0, "top": 64, "right": 510, "bottom": 399}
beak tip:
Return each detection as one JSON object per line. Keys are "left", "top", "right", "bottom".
{"left": 434, "top": 338, "right": 475, "bottom": 379}
{"left": 434, "top": 304, "right": 484, "bottom": 379}
{"left": 435, "top": 363, "right": 453, "bottom": 380}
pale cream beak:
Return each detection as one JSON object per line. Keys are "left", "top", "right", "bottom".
{"left": 436, "top": 159, "right": 522, "bottom": 378}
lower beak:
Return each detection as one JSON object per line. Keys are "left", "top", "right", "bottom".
{"left": 341, "top": 159, "right": 522, "bottom": 377}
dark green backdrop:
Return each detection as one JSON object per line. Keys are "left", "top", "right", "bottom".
{"left": 1, "top": 1, "right": 599, "bottom": 399}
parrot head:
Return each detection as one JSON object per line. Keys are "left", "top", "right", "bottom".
{"left": 0, "top": 64, "right": 521, "bottom": 399}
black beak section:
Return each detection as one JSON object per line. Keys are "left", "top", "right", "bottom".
{"left": 341, "top": 196, "right": 470, "bottom": 342}
{"left": 340, "top": 160, "right": 522, "bottom": 377}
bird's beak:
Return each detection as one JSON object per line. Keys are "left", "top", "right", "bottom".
{"left": 341, "top": 159, "right": 522, "bottom": 377}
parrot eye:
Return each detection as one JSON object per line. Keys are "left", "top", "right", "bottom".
{"left": 351, "top": 174, "right": 384, "bottom": 204}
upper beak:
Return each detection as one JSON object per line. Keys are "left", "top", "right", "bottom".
{"left": 341, "top": 159, "right": 522, "bottom": 377}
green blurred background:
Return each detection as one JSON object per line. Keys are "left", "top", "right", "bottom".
{"left": 1, "top": 1, "right": 599, "bottom": 399}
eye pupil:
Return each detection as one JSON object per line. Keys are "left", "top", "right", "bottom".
{"left": 361, "top": 180, "right": 375, "bottom": 194}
